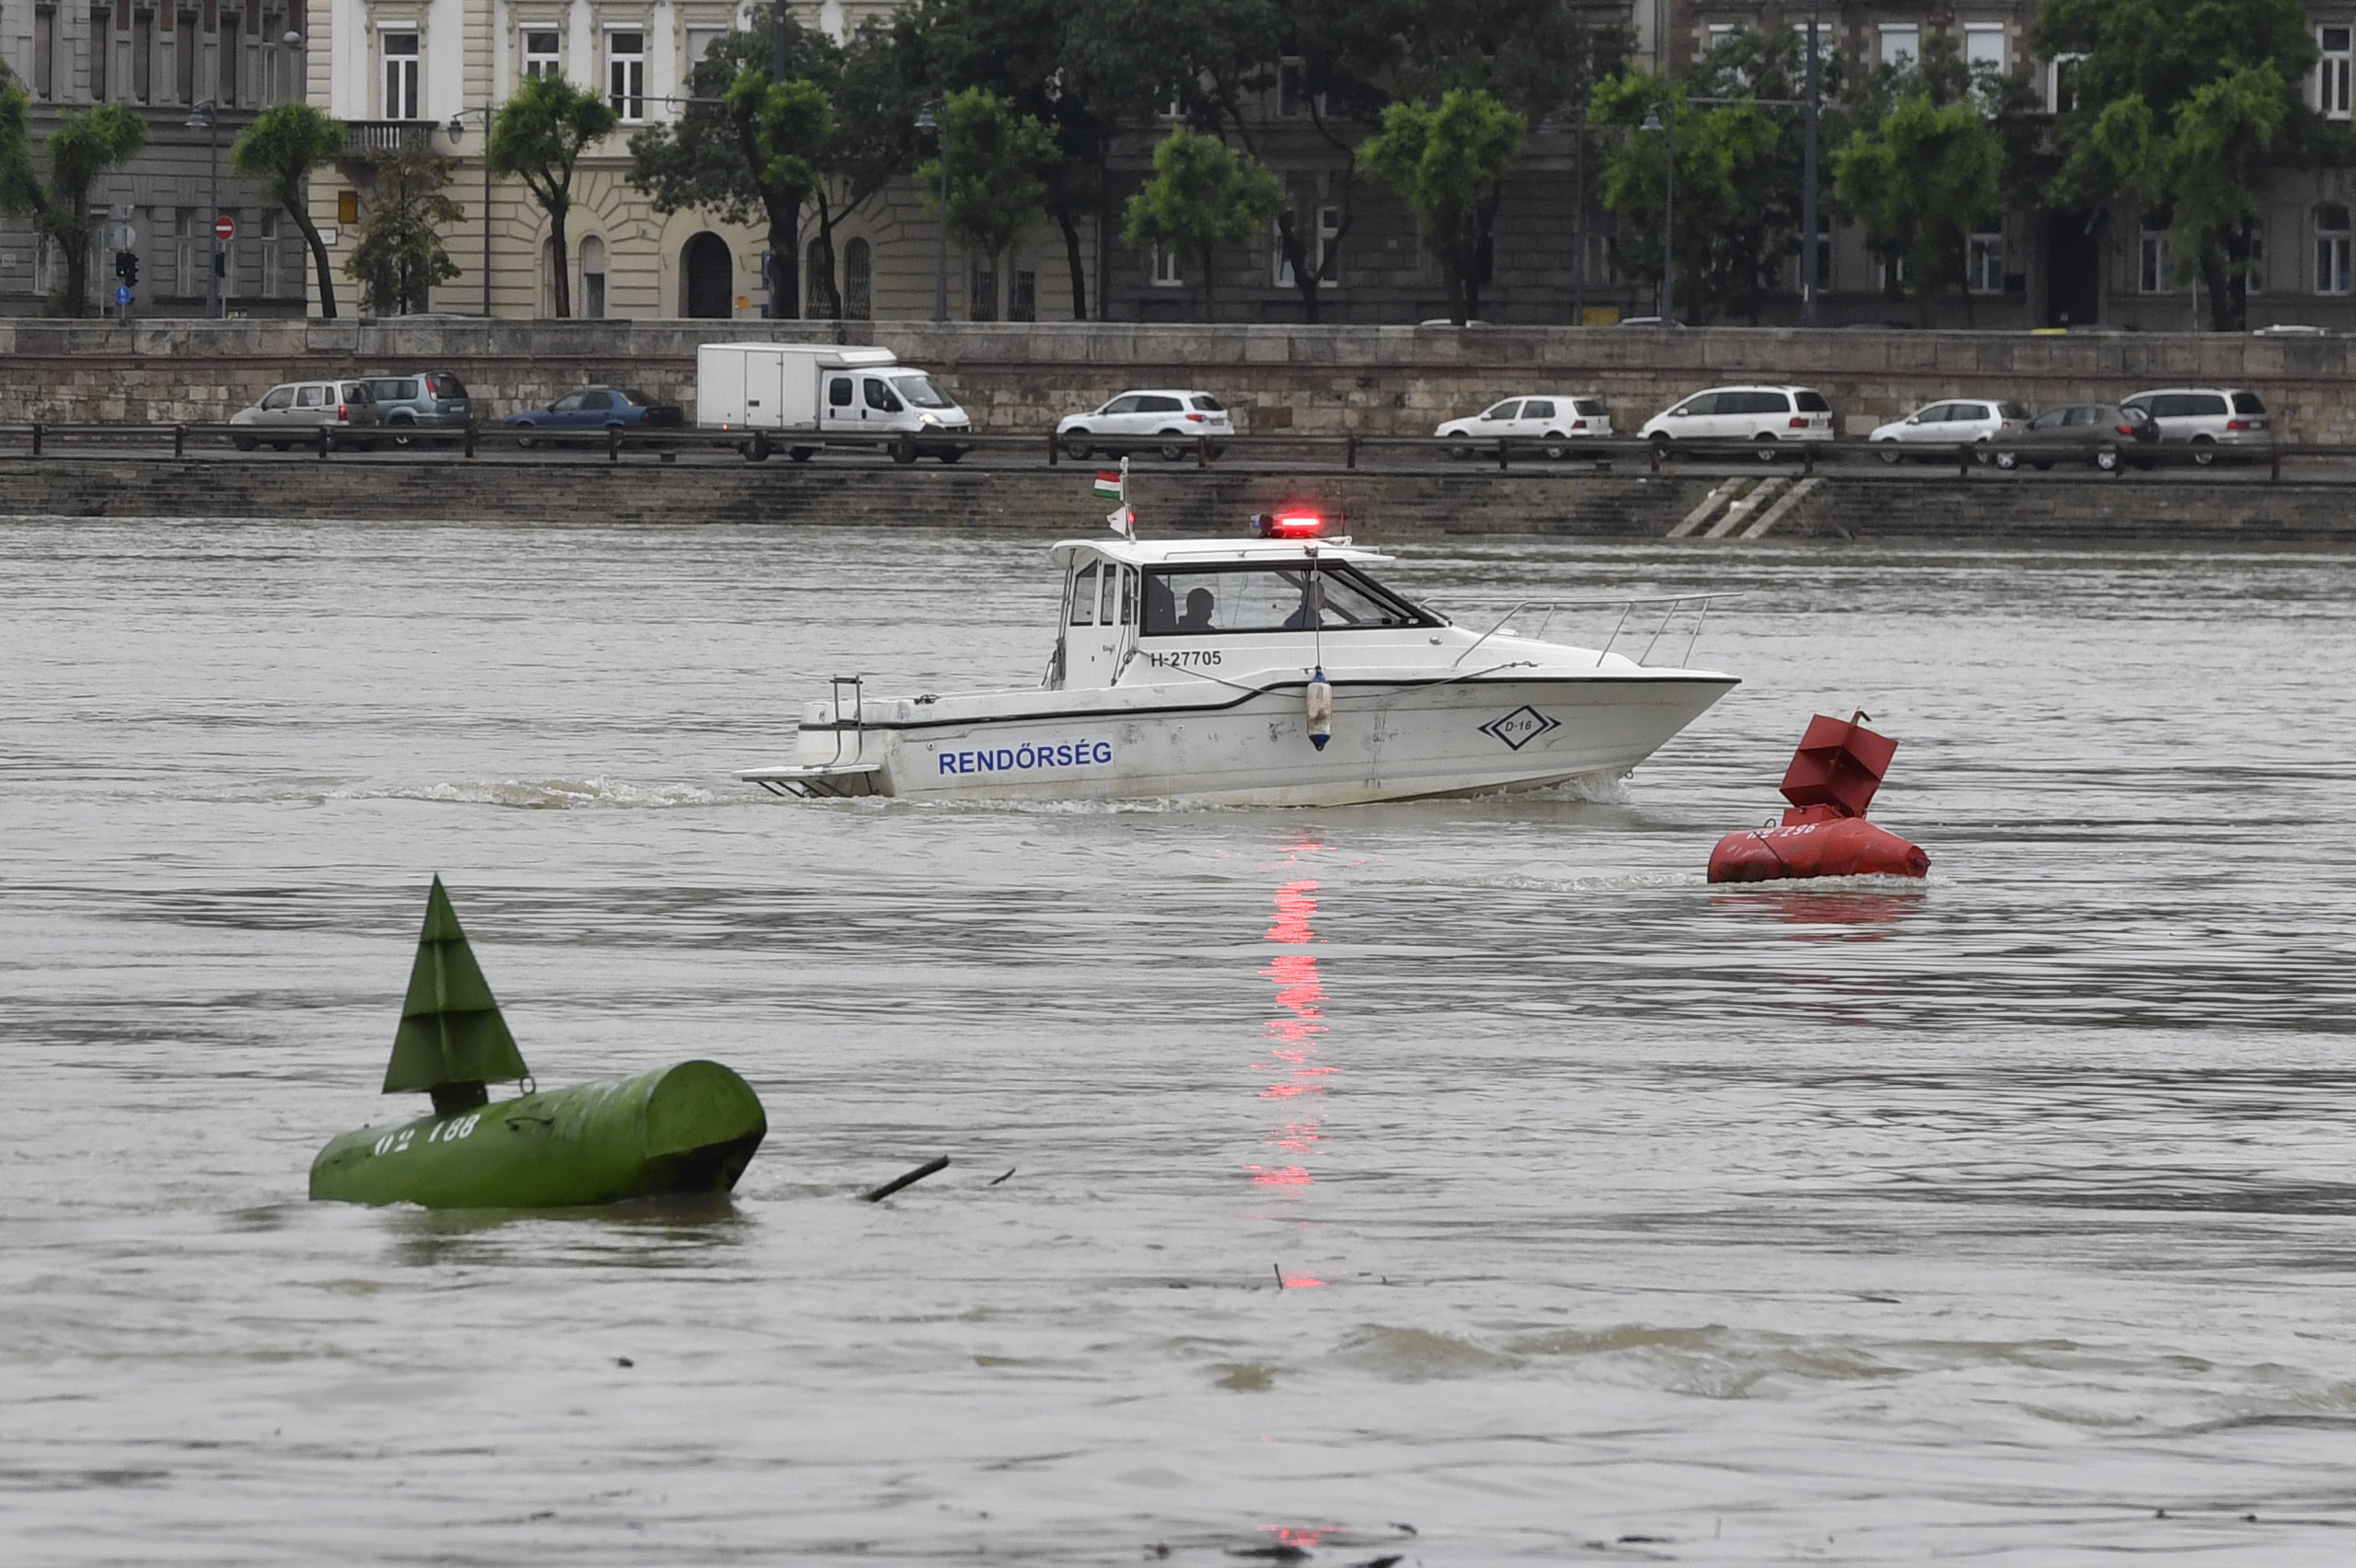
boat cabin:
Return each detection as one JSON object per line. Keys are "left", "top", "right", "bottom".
{"left": 1045, "top": 535, "right": 1444, "bottom": 690}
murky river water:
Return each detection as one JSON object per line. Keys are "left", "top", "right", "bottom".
{"left": 6, "top": 517, "right": 2355, "bottom": 1565}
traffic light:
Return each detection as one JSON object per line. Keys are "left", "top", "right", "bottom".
{"left": 122, "top": 251, "right": 138, "bottom": 287}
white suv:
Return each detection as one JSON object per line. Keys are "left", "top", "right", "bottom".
{"left": 1868, "top": 398, "right": 2031, "bottom": 462}
{"left": 2119, "top": 387, "right": 2272, "bottom": 465}
{"left": 1641, "top": 385, "right": 1836, "bottom": 460}
{"left": 1436, "top": 394, "right": 1613, "bottom": 457}
{"left": 1057, "top": 389, "right": 1234, "bottom": 461}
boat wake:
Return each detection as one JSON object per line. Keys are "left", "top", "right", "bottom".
{"left": 335, "top": 777, "right": 733, "bottom": 810}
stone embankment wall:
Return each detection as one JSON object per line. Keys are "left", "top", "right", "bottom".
{"left": 5, "top": 455, "right": 2353, "bottom": 548}
{"left": 4, "top": 319, "right": 2352, "bottom": 440}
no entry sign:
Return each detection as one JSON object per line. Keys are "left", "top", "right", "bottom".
{"left": 214, "top": 214, "right": 236, "bottom": 242}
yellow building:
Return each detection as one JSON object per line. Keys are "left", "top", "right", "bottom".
{"left": 306, "top": 0, "right": 1080, "bottom": 319}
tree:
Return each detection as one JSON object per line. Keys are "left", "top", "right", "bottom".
{"left": 231, "top": 102, "right": 345, "bottom": 318}
{"left": 488, "top": 72, "right": 618, "bottom": 318}
{"left": 918, "top": 88, "right": 1057, "bottom": 318}
{"left": 1832, "top": 93, "right": 2005, "bottom": 324}
{"left": 732, "top": 72, "right": 833, "bottom": 319}
{"left": 1122, "top": 127, "right": 1281, "bottom": 320}
{"left": 0, "top": 90, "right": 147, "bottom": 317}
{"left": 343, "top": 144, "right": 462, "bottom": 315}
{"left": 2034, "top": 0, "right": 2328, "bottom": 329}
{"left": 1357, "top": 88, "right": 1526, "bottom": 324}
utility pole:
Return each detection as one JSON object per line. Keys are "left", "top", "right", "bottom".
{"left": 1803, "top": 0, "right": 1821, "bottom": 327}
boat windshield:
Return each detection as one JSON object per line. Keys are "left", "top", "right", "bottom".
{"left": 893, "top": 374, "right": 956, "bottom": 409}
{"left": 1139, "top": 562, "right": 1436, "bottom": 636}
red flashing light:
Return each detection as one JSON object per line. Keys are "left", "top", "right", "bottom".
{"left": 1251, "top": 511, "right": 1326, "bottom": 538}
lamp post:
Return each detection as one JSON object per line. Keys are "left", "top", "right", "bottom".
{"left": 1803, "top": 0, "right": 1822, "bottom": 327}
{"left": 187, "top": 100, "right": 221, "bottom": 318}
{"left": 916, "top": 99, "right": 947, "bottom": 322}
{"left": 1640, "top": 100, "right": 1674, "bottom": 325}
{"left": 444, "top": 109, "right": 495, "bottom": 317}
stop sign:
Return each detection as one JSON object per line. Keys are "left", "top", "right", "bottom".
{"left": 214, "top": 214, "right": 236, "bottom": 242}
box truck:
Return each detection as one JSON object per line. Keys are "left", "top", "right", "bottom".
{"left": 696, "top": 342, "right": 975, "bottom": 463}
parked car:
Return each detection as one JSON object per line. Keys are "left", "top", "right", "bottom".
{"left": 1639, "top": 385, "right": 1837, "bottom": 460}
{"left": 363, "top": 370, "right": 475, "bottom": 446}
{"left": 1867, "top": 398, "right": 2031, "bottom": 463}
{"left": 1992, "top": 403, "right": 2159, "bottom": 471}
{"left": 228, "top": 379, "right": 383, "bottom": 451}
{"left": 2119, "top": 387, "right": 2271, "bottom": 465}
{"left": 1435, "top": 395, "right": 1613, "bottom": 457}
{"left": 1056, "top": 390, "right": 1232, "bottom": 461}
{"left": 505, "top": 386, "right": 685, "bottom": 446}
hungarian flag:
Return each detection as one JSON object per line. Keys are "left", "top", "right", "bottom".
{"left": 1092, "top": 471, "right": 1123, "bottom": 500}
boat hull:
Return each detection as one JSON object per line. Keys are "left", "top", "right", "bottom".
{"left": 753, "top": 674, "right": 1736, "bottom": 807}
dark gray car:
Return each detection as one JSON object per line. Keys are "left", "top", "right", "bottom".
{"left": 1992, "top": 403, "right": 2159, "bottom": 472}
{"left": 364, "top": 371, "right": 474, "bottom": 446}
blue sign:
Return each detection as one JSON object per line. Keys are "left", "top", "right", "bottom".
{"left": 115, "top": 284, "right": 132, "bottom": 305}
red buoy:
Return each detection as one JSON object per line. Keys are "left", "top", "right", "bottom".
{"left": 1707, "top": 711, "right": 1929, "bottom": 883}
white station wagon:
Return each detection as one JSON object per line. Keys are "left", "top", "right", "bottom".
{"left": 1868, "top": 398, "right": 2031, "bottom": 461}
{"left": 1641, "top": 385, "right": 1836, "bottom": 460}
{"left": 1436, "top": 394, "right": 1613, "bottom": 457}
{"left": 1057, "top": 389, "right": 1233, "bottom": 461}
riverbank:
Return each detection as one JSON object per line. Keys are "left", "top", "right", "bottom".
{"left": 6, "top": 454, "right": 2353, "bottom": 547}
{"left": 7, "top": 318, "right": 2353, "bottom": 441}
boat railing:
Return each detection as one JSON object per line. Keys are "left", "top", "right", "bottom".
{"left": 1449, "top": 593, "right": 1744, "bottom": 669}
{"left": 821, "top": 674, "right": 867, "bottom": 764}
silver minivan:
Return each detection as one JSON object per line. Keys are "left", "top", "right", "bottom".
{"left": 363, "top": 370, "right": 474, "bottom": 446}
{"left": 2119, "top": 387, "right": 2272, "bottom": 464}
{"left": 229, "top": 379, "right": 384, "bottom": 450}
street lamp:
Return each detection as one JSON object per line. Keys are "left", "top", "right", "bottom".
{"left": 445, "top": 109, "right": 495, "bottom": 318}
{"left": 187, "top": 100, "right": 221, "bottom": 319}
{"left": 1803, "top": 0, "right": 1822, "bottom": 327}
{"left": 1640, "top": 101, "right": 1673, "bottom": 325}
{"left": 916, "top": 99, "right": 947, "bottom": 323}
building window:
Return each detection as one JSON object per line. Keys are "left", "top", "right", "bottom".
{"left": 1967, "top": 232, "right": 2004, "bottom": 294}
{"left": 524, "top": 29, "right": 560, "bottom": 81}
{"left": 1150, "top": 244, "right": 1182, "bottom": 286}
{"left": 383, "top": 29, "right": 420, "bottom": 120}
{"left": 33, "top": 8, "right": 53, "bottom": 100}
{"left": 2049, "top": 53, "right": 2085, "bottom": 113}
{"left": 843, "top": 236, "right": 872, "bottom": 319}
{"left": 88, "top": 7, "right": 110, "bottom": 100}
{"left": 220, "top": 11, "right": 241, "bottom": 104}
{"left": 579, "top": 235, "right": 606, "bottom": 318}
{"left": 1277, "top": 56, "right": 1305, "bottom": 117}
{"left": 1273, "top": 206, "right": 1341, "bottom": 288}
{"left": 2318, "top": 204, "right": 2352, "bottom": 294}
{"left": 174, "top": 208, "right": 202, "bottom": 295}
{"left": 685, "top": 27, "right": 725, "bottom": 69}
{"left": 2246, "top": 228, "right": 2267, "bottom": 294}
{"left": 260, "top": 210, "right": 283, "bottom": 297}
{"left": 2323, "top": 28, "right": 2353, "bottom": 120}
{"left": 2139, "top": 229, "right": 2170, "bottom": 293}
{"left": 1010, "top": 268, "right": 1036, "bottom": 321}
{"left": 1876, "top": 252, "right": 1906, "bottom": 293}
{"left": 1705, "top": 22, "right": 1738, "bottom": 53}
{"left": 34, "top": 234, "right": 63, "bottom": 294}
{"left": 969, "top": 256, "right": 996, "bottom": 320}
{"left": 177, "top": 11, "right": 197, "bottom": 104}
{"left": 607, "top": 30, "right": 644, "bottom": 121}
{"left": 1964, "top": 24, "right": 2005, "bottom": 75}
{"left": 131, "top": 11, "right": 154, "bottom": 101}
{"left": 1879, "top": 25, "right": 1917, "bottom": 68}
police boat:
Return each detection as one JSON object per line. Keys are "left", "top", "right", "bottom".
{"left": 739, "top": 511, "right": 1739, "bottom": 807}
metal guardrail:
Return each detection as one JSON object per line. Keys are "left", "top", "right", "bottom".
{"left": 0, "top": 421, "right": 2340, "bottom": 481}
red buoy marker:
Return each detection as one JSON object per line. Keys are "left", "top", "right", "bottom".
{"left": 1707, "top": 711, "right": 1929, "bottom": 882}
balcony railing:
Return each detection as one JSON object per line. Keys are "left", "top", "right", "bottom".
{"left": 342, "top": 121, "right": 436, "bottom": 158}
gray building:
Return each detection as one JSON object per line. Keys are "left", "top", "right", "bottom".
{"left": 1, "top": 0, "right": 311, "bottom": 317}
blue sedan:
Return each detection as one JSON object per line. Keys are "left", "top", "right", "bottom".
{"left": 506, "top": 386, "right": 685, "bottom": 446}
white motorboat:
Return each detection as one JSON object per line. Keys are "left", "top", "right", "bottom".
{"left": 740, "top": 514, "right": 1738, "bottom": 806}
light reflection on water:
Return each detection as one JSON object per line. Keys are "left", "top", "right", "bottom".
{"left": 3, "top": 519, "right": 2355, "bottom": 1563}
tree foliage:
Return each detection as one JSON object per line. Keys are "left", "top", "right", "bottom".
{"left": 232, "top": 103, "right": 347, "bottom": 319}
{"left": 344, "top": 145, "right": 463, "bottom": 315}
{"left": 1122, "top": 126, "right": 1282, "bottom": 319}
{"left": 2034, "top": 0, "right": 2327, "bottom": 329}
{"left": 1832, "top": 93, "right": 2005, "bottom": 322}
{"left": 1358, "top": 87, "right": 1527, "bottom": 324}
{"left": 918, "top": 88, "right": 1059, "bottom": 317}
{"left": 0, "top": 90, "right": 148, "bottom": 317}
{"left": 487, "top": 72, "right": 618, "bottom": 317}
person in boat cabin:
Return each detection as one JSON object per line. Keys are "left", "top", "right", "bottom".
{"left": 1177, "top": 588, "right": 1217, "bottom": 634}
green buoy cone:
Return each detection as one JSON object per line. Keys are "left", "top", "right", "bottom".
{"left": 310, "top": 878, "right": 767, "bottom": 1209}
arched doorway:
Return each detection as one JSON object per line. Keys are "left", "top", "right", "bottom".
{"left": 844, "top": 237, "right": 872, "bottom": 320}
{"left": 682, "top": 232, "right": 733, "bottom": 317}
{"left": 579, "top": 236, "right": 606, "bottom": 319}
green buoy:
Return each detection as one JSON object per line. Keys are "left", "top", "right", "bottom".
{"left": 309, "top": 878, "right": 768, "bottom": 1209}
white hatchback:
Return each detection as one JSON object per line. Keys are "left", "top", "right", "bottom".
{"left": 1868, "top": 398, "right": 2031, "bottom": 462}
{"left": 1640, "top": 385, "right": 1836, "bottom": 460}
{"left": 1436, "top": 395, "right": 1613, "bottom": 457}
{"left": 2119, "top": 387, "right": 2272, "bottom": 464}
{"left": 1057, "top": 390, "right": 1233, "bottom": 461}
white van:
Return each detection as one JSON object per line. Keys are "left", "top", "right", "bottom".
{"left": 1640, "top": 385, "right": 1837, "bottom": 461}
{"left": 697, "top": 342, "right": 974, "bottom": 463}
